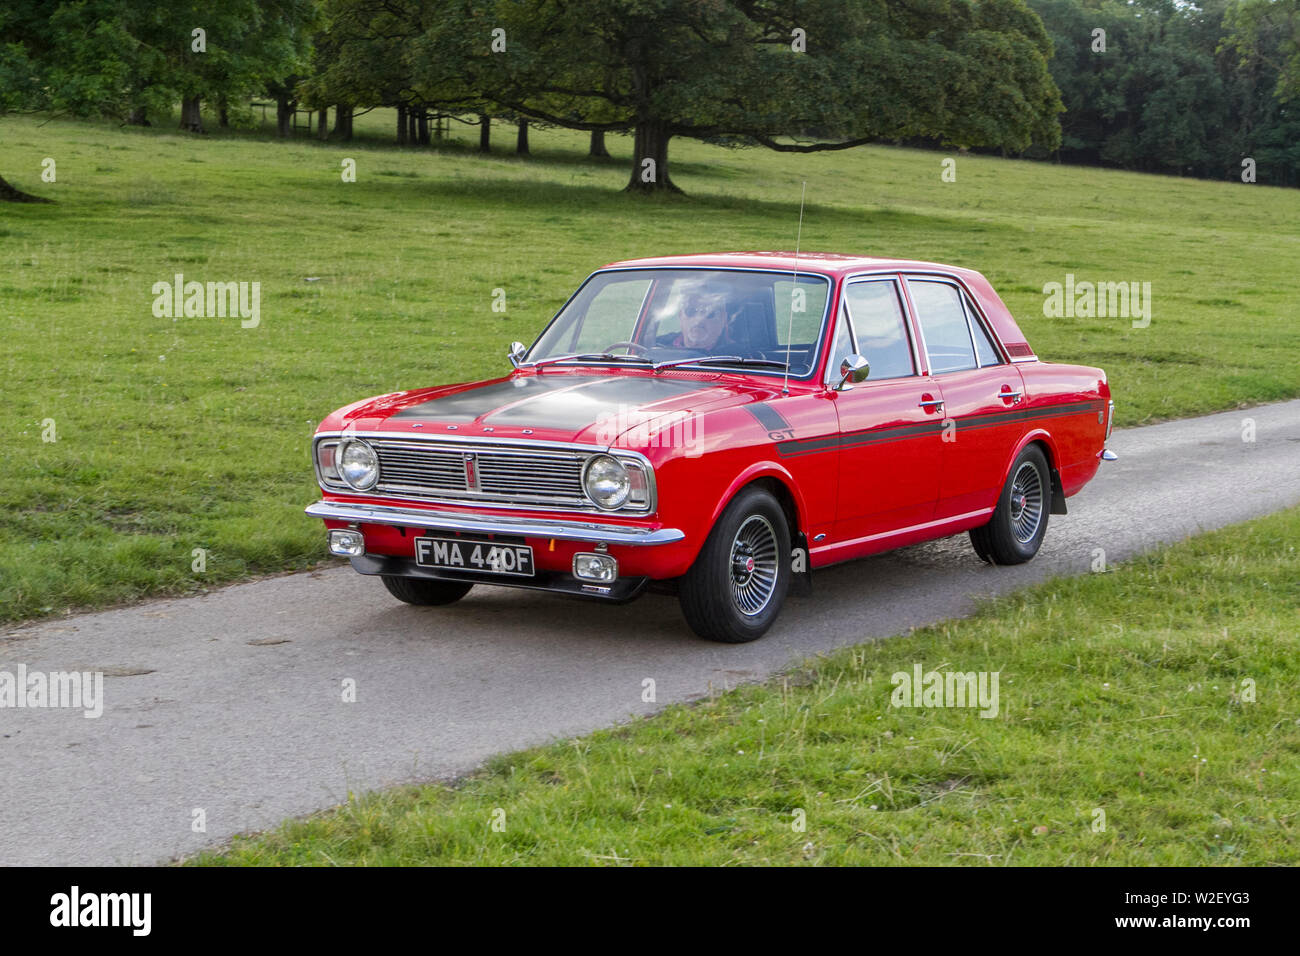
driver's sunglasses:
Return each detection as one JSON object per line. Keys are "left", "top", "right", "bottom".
{"left": 684, "top": 302, "right": 723, "bottom": 319}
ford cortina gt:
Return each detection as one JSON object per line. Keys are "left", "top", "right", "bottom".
{"left": 308, "top": 252, "right": 1114, "bottom": 642}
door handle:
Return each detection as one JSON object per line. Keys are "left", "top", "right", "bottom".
{"left": 918, "top": 398, "right": 945, "bottom": 410}
{"left": 998, "top": 387, "right": 1023, "bottom": 404}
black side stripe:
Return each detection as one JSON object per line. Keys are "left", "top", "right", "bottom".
{"left": 744, "top": 402, "right": 792, "bottom": 434}
{"left": 777, "top": 400, "right": 1104, "bottom": 458}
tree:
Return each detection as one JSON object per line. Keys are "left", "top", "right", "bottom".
{"left": 307, "top": 0, "right": 493, "bottom": 145}
{"left": 1227, "top": 0, "right": 1300, "bottom": 100}
{"left": 471, "top": 0, "right": 1063, "bottom": 193}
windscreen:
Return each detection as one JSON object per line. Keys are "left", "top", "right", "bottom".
{"left": 528, "top": 268, "right": 832, "bottom": 378}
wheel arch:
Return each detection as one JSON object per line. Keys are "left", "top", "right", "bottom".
{"left": 1012, "top": 430, "right": 1067, "bottom": 515}
{"left": 707, "top": 462, "right": 806, "bottom": 541}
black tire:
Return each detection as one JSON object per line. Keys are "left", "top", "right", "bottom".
{"left": 969, "top": 444, "right": 1050, "bottom": 565}
{"left": 679, "top": 486, "right": 790, "bottom": 643}
{"left": 381, "top": 575, "right": 474, "bottom": 606}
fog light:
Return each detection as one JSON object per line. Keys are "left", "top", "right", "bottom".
{"left": 573, "top": 552, "right": 618, "bottom": 583}
{"left": 329, "top": 529, "right": 366, "bottom": 556}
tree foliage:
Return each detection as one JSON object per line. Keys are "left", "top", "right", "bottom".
{"left": 1029, "top": 0, "right": 1300, "bottom": 184}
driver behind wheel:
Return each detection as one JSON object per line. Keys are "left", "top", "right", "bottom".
{"left": 666, "top": 284, "right": 736, "bottom": 351}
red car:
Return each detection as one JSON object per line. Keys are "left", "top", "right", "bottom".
{"left": 308, "top": 252, "right": 1114, "bottom": 642}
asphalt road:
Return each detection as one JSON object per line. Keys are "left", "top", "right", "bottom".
{"left": 2, "top": 399, "right": 1298, "bottom": 866}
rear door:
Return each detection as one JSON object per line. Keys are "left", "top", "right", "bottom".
{"left": 830, "top": 277, "right": 943, "bottom": 542}
{"left": 904, "top": 276, "right": 1027, "bottom": 519}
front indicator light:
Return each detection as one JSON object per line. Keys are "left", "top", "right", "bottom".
{"left": 329, "top": 529, "right": 366, "bottom": 556}
{"left": 573, "top": 552, "right": 618, "bottom": 583}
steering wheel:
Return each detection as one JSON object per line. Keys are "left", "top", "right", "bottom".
{"left": 602, "top": 341, "right": 651, "bottom": 357}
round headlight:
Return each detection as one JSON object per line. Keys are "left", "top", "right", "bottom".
{"left": 583, "top": 455, "right": 630, "bottom": 510}
{"left": 338, "top": 439, "right": 379, "bottom": 491}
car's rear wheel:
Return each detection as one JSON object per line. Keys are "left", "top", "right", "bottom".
{"left": 679, "top": 486, "right": 790, "bottom": 643}
{"left": 382, "top": 575, "right": 474, "bottom": 606}
{"left": 969, "top": 444, "right": 1050, "bottom": 565}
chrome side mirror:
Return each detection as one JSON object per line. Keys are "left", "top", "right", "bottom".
{"left": 507, "top": 341, "right": 527, "bottom": 368}
{"left": 835, "top": 354, "right": 870, "bottom": 391}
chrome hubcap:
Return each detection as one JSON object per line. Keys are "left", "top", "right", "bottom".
{"left": 1008, "top": 462, "right": 1044, "bottom": 544}
{"left": 729, "top": 515, "right": 778, "bottom": 617}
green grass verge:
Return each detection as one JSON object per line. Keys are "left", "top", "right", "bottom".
{"left": 193, "top": 506, "right": 1300, "bottom": 866}
{"left": 2, "top": 109, "right": 1298, "bottom": 622}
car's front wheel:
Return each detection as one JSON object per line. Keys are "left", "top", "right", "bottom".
{"left": 969, "top": 444, "right": 1051, "bottom": 565}
{"left": 679, "top": 486, "right": 790, "bottom": 643}
{"left": 381, "top": 575, "right": 474, "bottom": 606}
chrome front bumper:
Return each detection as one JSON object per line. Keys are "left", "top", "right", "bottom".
{"left": 305, "top": 500, "right": 685, "bottom": 546}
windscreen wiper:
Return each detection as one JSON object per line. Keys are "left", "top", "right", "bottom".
{"left": 529, "top": 352, "right": 655, "bottom": 370}
{"left": 706, "top": 357, "right": 790, "bottom": 370}
{"left": 653, "top": 355, "right": 790, "bottom": 372}
{"left": 652, "top": 354, "right": 743, "bottom": 372}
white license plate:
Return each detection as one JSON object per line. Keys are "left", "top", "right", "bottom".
{"left": 414, "top": 536, "right": 534, "bottom": 577}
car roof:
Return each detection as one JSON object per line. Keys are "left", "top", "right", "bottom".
{"left": 597, "top": 251, "right": 1036, "bottom": 360}
{"left": 601, "top": 251, "right": 983, "bottom": 281}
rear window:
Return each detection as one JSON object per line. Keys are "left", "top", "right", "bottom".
{"left": 909, "top": 280, "right": 976, "bottom": 374}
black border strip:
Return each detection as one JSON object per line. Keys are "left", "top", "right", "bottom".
{"left": 777, "top": 400, "right": 1104, "bottom": 458}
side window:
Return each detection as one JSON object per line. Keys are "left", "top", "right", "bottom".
{"left": 963, "top": 292, "right": 1002, "bottom": 367}
{"left": 842, "top": 280, "right": 914, "bottom": 380}
{"left": 909, "top": 280, "right": 976, "bottom": 374}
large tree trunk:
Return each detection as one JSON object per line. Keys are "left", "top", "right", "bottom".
{"left": 589, "top": 129, "right": 610, "bottom": 158}
{"left": 218, "top": 97, "right": 229, "bottom": 128}
{"left": 128, "top": 106, "right": 150, "bottom": 127}
{"left": 417, "top": 110, "right": 429, "bottom": 145}
{"left": 0, "top": 173, "right": 51, "bottom": 203}
{"left": 478, "top": 114, "right": 491, "bottom": 153}
{"left": 180, "top": 95, "right": 204, "bottom": 133}
{"left": 276, "top": 95, "right": 294, "bottom": 137}
{"left": 516, "top": 119, "right": 530, "bottom": 155}
{"left": 396, "top": 105, "right": 407, "bottom": 145}
{"left": 333, "top": 104, "right": 352, "bottom": 141}
{"left": 407, "top": 109, "right": 417, "bottom": 145}
{"left": 317, "top": 107, "right": 329, "bottom": 140}
{"left": 625, "top": 119, "right": 679, "bottom": 193}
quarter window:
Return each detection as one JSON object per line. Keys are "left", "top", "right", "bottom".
{"left": 909, "top": 280, "right": 976, "bottom": 374}
{"left": 825, "top": 307, "right": 856, "bottom": 385}
{"left": 963, "top": 292, "right": 1003, "bottom": 367}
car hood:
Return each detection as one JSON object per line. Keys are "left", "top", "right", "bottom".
{"left": 333, "top": 372, "right": 774, "bottom": 447}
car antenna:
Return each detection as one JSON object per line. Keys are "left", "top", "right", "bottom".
{"left": 782, "top": 180, "right": 807, "bottom": 396}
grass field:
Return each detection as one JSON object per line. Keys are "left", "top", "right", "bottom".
{"left": 1, "top": 109, "right": 1298, "bottom": 622}
{"left": 192, "top": 505, "right": 1300, "bottom": 866}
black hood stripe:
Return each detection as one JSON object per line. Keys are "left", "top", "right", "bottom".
{"left": 392, "top": 375, "right": 721, "bottom": 431}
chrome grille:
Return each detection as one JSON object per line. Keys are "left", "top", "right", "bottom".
{"left": 477, "top": 454, "right": 585, "bottom": 498}
{"left": 371, "top": 440, "right": 589, "bottom": 508}
{"left": 372, "top": 442, "right": 468, "bottom": 494}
